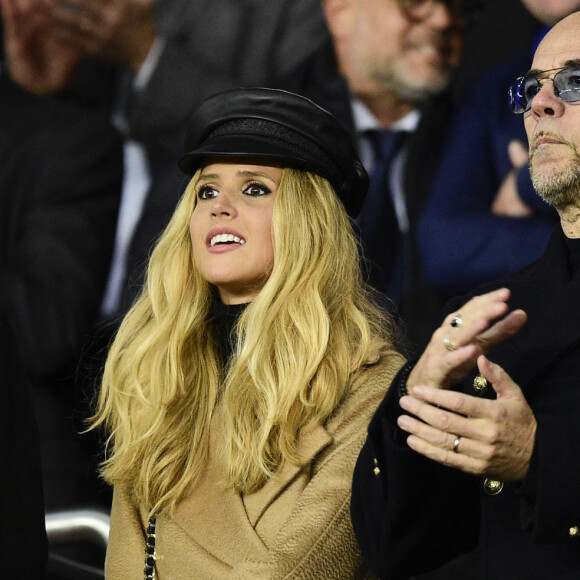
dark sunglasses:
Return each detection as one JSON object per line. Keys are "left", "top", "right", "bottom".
{"left": 509, "top": 64, "right": 580, "bottom": 114}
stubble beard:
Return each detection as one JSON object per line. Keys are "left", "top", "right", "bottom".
{"left": 530, "top": 154, "right": 580, "bottom": 209}
{"left": 371, "top": 61, "right": 451, "bottom": 105}
{"left": 368, "top": 31, "right": 458, "bottom": 104}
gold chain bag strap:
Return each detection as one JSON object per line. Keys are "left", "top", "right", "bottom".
{"left": 144, "top": 517, "right": 157, "bottom": 579}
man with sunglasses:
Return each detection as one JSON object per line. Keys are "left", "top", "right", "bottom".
{"left": 351, "top": 11, "right": 580, "bottom": 580}
{"left": 281, "top": 0, "right": 465, "bottom": 352}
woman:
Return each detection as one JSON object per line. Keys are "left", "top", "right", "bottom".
{"left": 93, "top": 88, "right": 404, "bottom": 579}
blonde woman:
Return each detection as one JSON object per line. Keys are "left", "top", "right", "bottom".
{"left": 94, "top": 88, "right": 405, "bottom": 579}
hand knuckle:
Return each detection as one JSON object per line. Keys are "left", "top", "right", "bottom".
{"left": 436, "top": 413, "right": 451, "bottom": 431}
{"left": 442, "top": 451, "right": 454, "bottom": 466}
{"left": 483, "top": 426, "right": 500, "bottom": 445}
{"left": 480, "top": 447, "right": 494, "bottom": 463}
{"left": 449, "top": 392, "right": 465, "bottom": 411}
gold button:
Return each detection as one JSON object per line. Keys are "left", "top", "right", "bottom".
{"left": 473, "top": 374, "right": 488, "bottom": 394}
{"left": 483, "top": 478, "right": 503, "bottom": 495}
{"left": 569, "top": 526, "right": 580, "bottom": 538}
{"left": 373, "top": 458, "right": 380, "bottom": 477}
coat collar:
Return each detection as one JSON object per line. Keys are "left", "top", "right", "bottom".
{"left": 243, "top": 422, "right": 332, "bottom": 527}
{"left": 486, "top": 227, "right": 580, "bottom": 388}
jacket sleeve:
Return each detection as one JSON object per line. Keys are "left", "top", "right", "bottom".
{"left": 0, "top": 108, "right": 122, "bottom": 378}
{"left": 227, "top": 350, "right": 405, "bottom": 580}
{"left": 106, "top": 485, "right": 150, "bottom": 580}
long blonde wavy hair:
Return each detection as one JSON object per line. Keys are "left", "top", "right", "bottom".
{"left": 93, "top": 166, "right": 396, "bottom": 516}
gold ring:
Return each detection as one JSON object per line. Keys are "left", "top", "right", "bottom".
{"left": 453, "top": 437, "right": 460, "bottom": 453}
{"left": 442, "top": 333, "right": 456, "bottom": 351}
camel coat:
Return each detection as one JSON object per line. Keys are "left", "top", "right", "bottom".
{"left": 105, "top": 341, "right": 404, "bottom": 579}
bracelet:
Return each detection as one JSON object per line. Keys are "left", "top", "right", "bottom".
{"left": 395, "top": 360, "right": 416, "bottom": 399}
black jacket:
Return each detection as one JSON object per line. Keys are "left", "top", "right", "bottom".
{"left": 351, "top": 227, "right": 580, "bottom": 579}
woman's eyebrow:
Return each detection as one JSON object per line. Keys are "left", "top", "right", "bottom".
{"left": 236, "top": 170, "right": 278, "bottom": 184}
{"left": 197, "top": 173, "right": 218, "bottom": 182}
{"left": 198, "top": 170, "right": 278, "bottom": 184}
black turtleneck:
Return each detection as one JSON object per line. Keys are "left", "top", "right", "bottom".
{"left": 209, "top": 299, "right": 248, "bottom": 366}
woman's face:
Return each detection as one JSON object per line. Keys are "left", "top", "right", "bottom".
{"left": 190, "top": 160, "right": 281, "bottom": 304}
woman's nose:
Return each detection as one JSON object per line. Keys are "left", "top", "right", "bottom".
{"left": 210, "top": 192, "right": 236, "bottom": 217}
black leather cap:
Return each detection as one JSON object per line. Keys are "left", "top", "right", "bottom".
{"left": 178, "top": 88, "right": 368, "bottom": 216}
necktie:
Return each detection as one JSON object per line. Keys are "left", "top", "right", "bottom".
{"left": 356, "top": 129, "right": 406, "bottom": 298}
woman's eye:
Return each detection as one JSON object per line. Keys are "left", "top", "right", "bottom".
{"left": 197, "top": 185, "right": 218, "bottom": 200}
{"left": 243, "top": 183, "right": 271, "bottom": 197}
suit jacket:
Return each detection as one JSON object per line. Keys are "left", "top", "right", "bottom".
{"left": 351, "top": 227, "right": 580, "bottom": 579}
{"left": 0, "top": 74, "right": 123, "bottom": 509}
{"left": 279, "top": 41, "right": 456, "bottom": 353}
{"left": 126, "top": 0, "right": 330, "bottom": 147}
{"left": 105, "top": 341, "right": 405, "bottom": 579}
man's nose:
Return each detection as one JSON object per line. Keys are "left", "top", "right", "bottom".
{"left": 530, "top": 81, "right": 565, "bottom": 118}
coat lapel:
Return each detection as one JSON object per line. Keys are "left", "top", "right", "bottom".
{"left": 169, "top": 404, "right": 269, "bottom": 565}
{"left": 243, "top": 422, "right": 332, "bottom": 527}
{"left": 169, "top": 403, "right": 332, "bottom": 565}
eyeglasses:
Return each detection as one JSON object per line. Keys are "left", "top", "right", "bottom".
{"left": 508, "top": 64, "right": 580, "bottom": 114}
{"left": 398, "top": 0, "right": 466, "bottom": 21}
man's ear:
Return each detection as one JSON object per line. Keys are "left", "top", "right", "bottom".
{"left": 322, "top": 0, "right": 353, "bottom": 40}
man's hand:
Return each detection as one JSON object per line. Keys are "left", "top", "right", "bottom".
{"left": 1, "top": 0, "right": 83, "bottom": 94}
{"left": 46, "top": 0, "right": 157, "bottom": 74}
{"left": 407, "top": 288, "right": 527, "bottom": 393}
{"left": 398, "top": 355, "right": 537, "bottom": 482}
{"left": 492, "top": 140, "right": 532, "bottom": 217}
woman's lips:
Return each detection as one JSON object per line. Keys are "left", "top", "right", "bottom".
{"left": 205, "top": 229, "right": 246, "bottom": 252}
{"left": 209, "top": 233, "right": 246, "bottom": 247}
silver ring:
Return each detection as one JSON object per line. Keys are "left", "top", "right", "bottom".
{"left": 451, "top": 313, "right": 463, "bottom": 328}
{"left": 442, "top": 333, "right": 456, "bottom": 351}
{"left": 453, "top": 437, "right": 461, "bottom": 453}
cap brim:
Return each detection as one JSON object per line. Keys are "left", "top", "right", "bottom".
{"left": 178, "top": 135, "right": 328, "bottom": 177}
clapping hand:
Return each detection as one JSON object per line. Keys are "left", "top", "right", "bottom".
{"left": 399, "top": 355, "right": 537, "bottom": 481}
{"left": 399, "top": 288, "right": 535, "bottom": 481}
